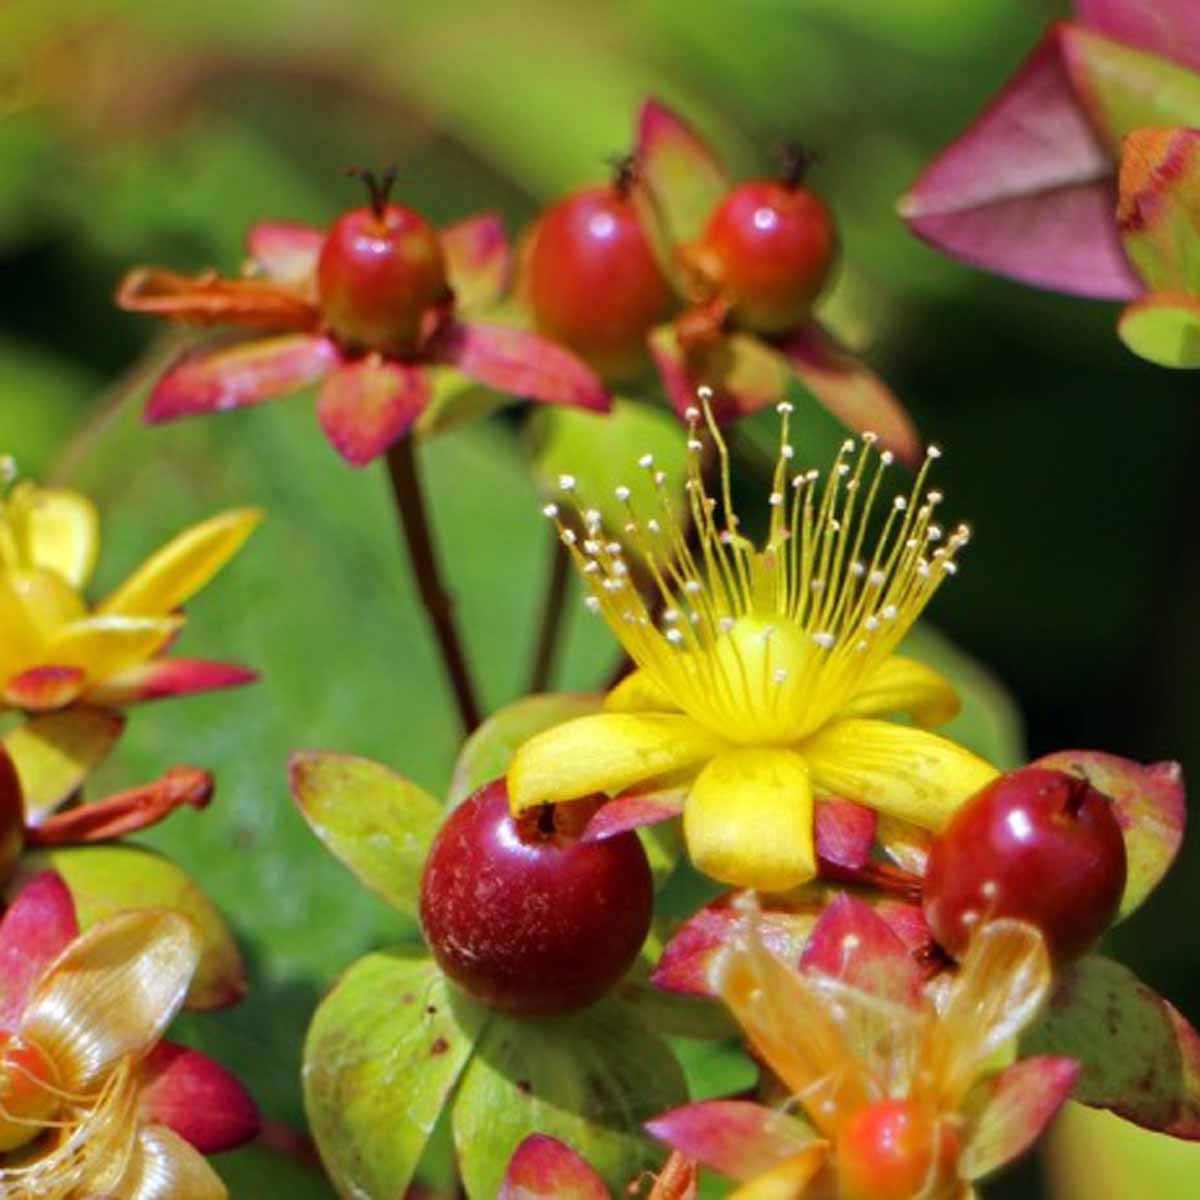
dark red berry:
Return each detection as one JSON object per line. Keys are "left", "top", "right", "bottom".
{"left": 317, "top": 170, "right": 449, "bottom": 355}
{"left": 838, "top": 1100, "right": 959, "bottom": 1200}
{"left": 923, "top": 767, "right": 1127, "bottom": 965}
{"left": 523, "top": 182, "right": 674, "bottom": 382}
{"left": 419, "top": 778, "right": 653, "bottom": 1015}
{"left": 690, "top": 178, "right": 837, "bottom": 334}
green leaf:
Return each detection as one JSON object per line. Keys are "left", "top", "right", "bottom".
{"left": 289, "top": 750, "right": 444, "bottom": 918}
{"left": 670, "top": 1037, "right": 759, "bottom": 1102}
{"left": 4, "top": 709, "right": 126, "bottom": 824}
{"left": 1118, "top": 293, "right": 1200, "bottom": 368}
{"left": 1022, "top": 954, "right": 1200, "bottom": 1138}
{"left": 304, "top": 948, "right": 489, "bottom": 1199}
{"left": 16, "top": 842, "right": 247, "bottom": 1011}
{"left": 451, "top": 999, "right": 687, "bottom": 1198}
{"left": 448, "top": 692, "right": 605, "bottom": 807}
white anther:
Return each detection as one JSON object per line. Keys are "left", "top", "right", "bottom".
{"left": 662, "top": 608, "right": 680, "bottom": 624}
{"left": 894, "top": 496, "right": 908, "bottom": 512}
{"left": 864, "top": 616, "right": 880, "bottom": 631}
{"left": 683, "top": 579, "right": 702, "bottom": 594}
{"left": 687, "top": 439, "right": 703, "bottom": 452}
{"left": 868, "top": 569, "right": 886, "bottom": 587}
{"left": 768, "top": 491, "right": 783, "bottom": 507}
{"left": 560, "top": 529, "right": 577, "bottom": 546}
{"left": 773, "top": 668, "right": 789, "bottom": 683}
{"left": 781, "top": 445, "right": 795, "bottom": 459}
{"left": 665, "top": 628, "right": 684, "bottom": 645}
{"left": 584, "top": 596, "right": 601, "bottom": 612}
{"left": 850, "top": 561, "right": 865, "bottom": 577}
{"left": 583, "top": 539, "right": 601, "bottom": 555}
{"left": 719, "top": 616, "right": 735, "bottom": 633}
{"left": 638, "top": 453, "right": 655, "bottom": 468}
{"left": 881, "top": 451, "right": 895, "bottom": 466}
{"left": 647, "top": 519, "right": 661, "bottom": 533}
{"left": 558, "top": 474, "right": 576, "bottom": 492}
{"left": 812, "top": 632, "right": 836, "bottom": 650}
{"left": 882, "top": 604, "right": 898, "bottom": 620}
{"left": 776, "top": 401, "right": 794, "bottom": 415}
{"left": 542, "top": 502, "right": 559, "bottom": 518}
{"left": 615, "top": 485, "right": 631, "bottom": 501}
{"left": 684, "top": 405, "right": 701, "bottom": 422}
{"left": 654, "top": 470, "right": 666, "bottom": 485}
{"left": 927, "top": 444, "right": 943, "bottom": 459}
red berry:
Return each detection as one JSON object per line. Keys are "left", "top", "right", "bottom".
{"left": 317, "top": 173, "right": 449, "bottom": 354}
{"left": 419, "top": 779, "right": 653, "bottom": 1015}
{"left": 923, "top": 767, "right": 1127, "bottom": 964}
{"left": 693, "top": 179, "right": 837, "bottom": 333}
{"left": 524, "top": 183, "right": 674, "bottom": 382}
{"left": 838, "top": 1101, "right": 959, "bottom": 1200}
{"left": 0, "top": 1032, "right": 60, "bottom": 1152}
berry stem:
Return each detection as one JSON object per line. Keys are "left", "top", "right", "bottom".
{"left": 346, "top": 164, "right": 399, "bottom": 220}
{"left": 384, "top": 438, "right": 481, "bottom": 733}
{"left": 528, "top": 524, "right": 571, "bottom": 693}
{"left": 775, "top": 141, "right": 819, "bottom": 189}
{"left": 608, "top": 153, "right": 637, "bottom": 198}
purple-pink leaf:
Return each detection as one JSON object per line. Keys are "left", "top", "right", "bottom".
{"left": 800, "top": 893, "right": 924, "bottom": 1007}
{"left": 86, "top": 658, "right": 258, "bottom": 706}
{"left": 899, "top": 28, "right": 1141, "bottom": 301}
{"left": 316, "top": 358, "right": 431, "bottom": 465}
{"left": 582, "top": 789, "right": 686, "bottom": 843}
{"left": 646, "top": 1101, "right": 821, "bottom": 1183}
{"left": 961, "top": 1056, "right": 1080, "bottom": 1180}
{"left": 245, "top": 221, "right": 323, "bottom": 288}
{"left": 1077, "top": 0, "right": 1200, "bottom": 72}
{"left": 776, "top": 322, "right": 922, "bottom": 467}
{"left": 0, "top": 872, "right": 78, "bottom": 1027}
{"left": 431, "top": 322, "right": 610, "bottom": 412}
{"left": 814, "top": 798, "right": 877, "bottom": 871}
{"left": 442, "top": 214, "right": 513, "bottom": 313}
{"left": 498, "top": 1134, "right": 610, "bottom": 1200}
{"left": 1033, "top": 750, "right": 1185, "bottom": 920}
{"left": 146, "top": 333, "right": 340, "bottom": 423}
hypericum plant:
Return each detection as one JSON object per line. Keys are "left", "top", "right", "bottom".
{"left": 0, "top": 476, "right": 257, "bottom": 712}
{"left": 508, "top": 399, "right": 992, "bottom": 892}
{"left": 0, "top": 871, "right": 258, "bottom": 1198}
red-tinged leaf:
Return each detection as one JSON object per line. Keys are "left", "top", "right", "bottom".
{"left": 800, "top": 893, "right": 924, "bottom": 1007}
{"left": 1118, "top": 289, "right": 1200, "bottom": 366}
{"left": 645, "top": 1101, "right": 821, "bottom": 1183}
{"left": 25, "top": 766, "right": 212, "bottom": 847}
{"left": 1022, "top": 954, "right": 1200, "bottom": 1139}
{"left": 117, "top": 267, "right": 320, "bottom": 329}
{"left": 1078, "top": 0, "right": 1200, "bottom": 74}
{"left": 442, "top": 214, "right": 513, "bottom": 313}
{"left": 85, "top": 658, "right": 258, "bottom": 706}
{"left": 814, "top": 798, "right": 876, "bottom": 871}
{"left": 634, "top": 99, "right": 730, "bottom": 280}
{"left": 649, "top": 324, "right": 788, "bottom": 423}
{"left": 1117, "top": 128, "right": 1200, "bottom": 292}
{"left": 961, "top": 1056, "right": 1080, "bottom": 1180}
{"left": 0, "top": 872, "right": 78, "bottom": 1027}
{"left": 245, "top": 220, "right": 324, "bottom": 288}
{"left": 146, "top": 333, "right": 340, "bottom": 423}
{"left": 872, "top": 900, "right": 933, "bottom": 956}
{"left": 582, "top": 788, "right": 686, "bottom": 843}
{"left": 139, "top": 1040, "right": 261, "bottom": 1154}
{"left": 2, "top": 666, "right": 86, "bottom": 711}
{"left": 431, "top": 321, "right": 610, "bottom": 412}
{"left": 899, "top": 27, "right": 1141, "bottom": 300}
{"left": 498, "top": 1134, "right": 610, "bottom": 1200}
{"left": 316, "top": 358, "right": 431, "bottom": 466}
{"left": 776, "top": 322, "right": 922, "bottom": 467}
{"left": 1034, "top": 750, "right": 1185, "bottom": 919}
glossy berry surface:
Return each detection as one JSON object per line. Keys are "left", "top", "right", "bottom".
{"left": 524, "top": 184, "right": 674, "bottom": 381}
{"left": 837, "top": 1100, "right": 958, "bottom": 1200}
{"left": 923, "top": 767, "right": 1127, "bottom": 964}
{"left": 0, "top": 1032, "right": 60, "bottom": 1152}
{"left": 696, "top": 178, "right": 837, "bottom": 333}
{"left": 317, "top": 198, "right": 448, "bottom": 355}
{"left": 419, "top": 778, "right": 653, "bottom": 1015}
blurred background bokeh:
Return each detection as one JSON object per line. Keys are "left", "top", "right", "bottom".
{"left": 2, "top": 0, "right": 1198, "bottom": 1194}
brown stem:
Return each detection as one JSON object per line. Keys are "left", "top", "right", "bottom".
{"left": 528, "top": 526, "right": 571, "bottom": 693}
{"left": 385, "top": 438, "right": 481, "bottom": 732}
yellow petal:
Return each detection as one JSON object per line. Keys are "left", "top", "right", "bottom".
{"left": 684, "top": 748, "right": 816, "bottom": 891}
{"left": 604, "top": 668, "right": 681, "bottom": 714}
{"left": 19, "top": 485, "right": 101, "bottom": 590}
{"left": 728, "top": 1147, "right": 829, "bottom": 1200}
{"left": 21, "top": 910, "right": 200, "bottom": 1089}
{"left": 838, "top": 654, "right": 961, "bottom": 729}
{"left": 507, "top": 712, "right": 722, "bottom": 812}
{"left": 45, "top": 615, "right": 182, "bottom": 683}
{"left": 0, "top": 574, "right": 45, "bottom": 681}
{"left": 99, "top": 508, "right": 262, "bottom": 617}
{"left": 110, "top": 1125, "right": 229, "bottom": 1200}
{"left": 803, "top": 717, "right": 998, "bottom": 832}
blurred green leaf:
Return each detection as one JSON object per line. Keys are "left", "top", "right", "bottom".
{"left": 1118, "top": 294, "right": 1200, "bottom": 368}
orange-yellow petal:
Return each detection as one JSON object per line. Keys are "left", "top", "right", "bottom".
{"left": 0, "top": 574, "right": 46, "bottom": 681}
{"left": 99, "top": 508, "right": 262, "bottom": 617}
{"left": 728, "top": 1147, "right": 829, "bottom": 1200}
{"left": 11, "top": 484, "right": 100, "bottom": 590}
{"left": 803, "top": 717, "right": 998, "bottom": 832}
{"left": 20, "top": 910, "right": 200, "bottom": 1089}
{"left": 45, "top": 615, "right": 182, "bottom": 683}
{"left": 507, "top": 712, "right": 721, "bottom": 813}
{"left": 604, "top": 668, "right": 681, "bottom": 714}
{"left": 109, "top": 1125, "right": 229, "bottom": 1200}
{"left": 837, "top": 655, "right": 961, "bottom": 729}
{"left": 683, "top": 748, "right": 816, "bottom": 891}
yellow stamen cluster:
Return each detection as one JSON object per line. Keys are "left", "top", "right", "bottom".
{"left": 543, "top": 393, "right": 969, "bottom": 745}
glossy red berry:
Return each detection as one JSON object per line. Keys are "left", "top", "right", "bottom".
{"left": 523, "top": 175, "right": 674, "bottom": 382}
{"left": 693, "top": 177, "right": 837, "bottom": 334}
{"left": 317, "top": 169, "right": 449, "bottom": 355}
{"left": 923, "top": 767, "right": 1127, "bottom": 964}
{"left": 838, "top": 1100, "right": 959, "bottom": 1200}
{"left": 419, "top": 778, "right": 654, "bottom": 1015}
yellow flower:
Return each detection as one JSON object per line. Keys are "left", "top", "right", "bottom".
{"left": 508, "top": 399, "right": 997, "bottom": 890}
{"left": 0, "top": 476, "right": 260, "bottom": 711}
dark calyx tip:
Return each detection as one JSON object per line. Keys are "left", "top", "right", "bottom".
{"left": 345, "top": 164, "right": 400, "bottom": 219}
{"left": 607, "top": 152, "right": 638, "bottom": 197}
{"left": 774, "top": 141, "right": 821, "bottom": 188}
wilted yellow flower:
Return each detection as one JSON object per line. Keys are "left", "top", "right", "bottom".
{"left": 508, "top": 400, "right": 996, "bottom": 890}
{"left": 0, "top": 475, "right": 259, "bottom": 711}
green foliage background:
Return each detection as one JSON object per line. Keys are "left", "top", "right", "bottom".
{"left": 2, "top": 0, "right": 1199, "bottom": 1194}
